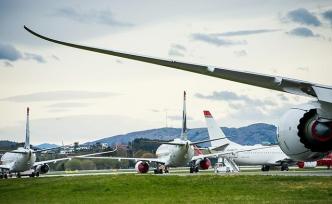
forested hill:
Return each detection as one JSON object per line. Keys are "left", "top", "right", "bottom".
{"left": 86, "top": 123, "right": 277, "bottom": 147}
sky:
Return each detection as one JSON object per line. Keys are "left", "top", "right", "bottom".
{"left": 1, "top": 0, "right": 332, "bottom": 145}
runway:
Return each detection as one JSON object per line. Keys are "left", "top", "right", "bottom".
{"left": 39, "top": 167, "right": 332, "bottom": 178}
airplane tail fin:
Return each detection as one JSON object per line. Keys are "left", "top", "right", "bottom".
{"left": 203, "top": 110, "right": 230, "bottom": 148}
{"left": 180, "top": 91, "right": 188, "bottom": 140}
{"left": 24, "top": 107, "right": 30, "bottom": 149}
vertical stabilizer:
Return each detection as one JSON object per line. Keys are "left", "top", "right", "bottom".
{"left": 203, "top": 110, "right": 230, "bottom": 148}
{"left": 24, "top": 107, "right": 30, "bottom": 149}
{"left": 180, "top": 91, "right": 188, "bottom": 140}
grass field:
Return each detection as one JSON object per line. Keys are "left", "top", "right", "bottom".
{"left": 0, "top": 174, "right": 331, "bottom": 204}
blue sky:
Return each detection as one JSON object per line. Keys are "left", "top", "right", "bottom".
{"left": 0, "top": 0, "right": 332, "bottom": 144}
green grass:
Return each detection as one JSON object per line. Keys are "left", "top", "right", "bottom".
{"left": 0, "top": 175, "right": 331, "bottom": 204}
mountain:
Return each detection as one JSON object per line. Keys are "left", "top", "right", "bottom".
{"left": 0, "top": 140, "right": 18, "bottom": 150}
{"left": 35, "top": 143, "right": 59, "bottom": 149}
{"left": 86, "top": 123, "right": 277, "bottom": 147}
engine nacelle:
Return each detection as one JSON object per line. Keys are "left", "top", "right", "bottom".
{"left": 195, "top": 158, "right": 211, "bottom": 170}
{"left": 297, "top": 161, "right": 317, "bottom": 168}
{"left": 278, "top": 107, "right": 332, "bottom": 161}
{"left": 36, "top": 164, "right": 50, "bottom": 174}
{"left": 135, "top": 161, "right": 149, "bottom": 173}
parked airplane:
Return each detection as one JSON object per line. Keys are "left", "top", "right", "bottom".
{"left": 204, "top": 110, "right": 294, "bottom": 171}
{"left": 82, "top": 92, "right": 230, "bottom": 173}
{"left": 24, "top": 26, "right": 332, "bottom": 162}
{"left": 0, "top": 107, "right": 117, "bottom": 179}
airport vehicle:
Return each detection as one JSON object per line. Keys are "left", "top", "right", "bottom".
{"left": 297, "top": 153, "right": 332, "bottom": 169}
{"left": 0, "top": 108, "right": 117, "bottom": 179}
{"left": 83, "top": 92, "right": 226, "bottom": 174}
{"left": 204, "top": 110, "right": 294, "bottom": 171}
{"left": 24, "top": 26, "right": 332, "bottom": 161}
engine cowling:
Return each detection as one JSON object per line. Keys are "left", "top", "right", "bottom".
{"left": 36, "top": 164, "right": 50, "bottom": 174}
{"left": 135, "top": 161, "right": 149, "bottom": 173}
{"left": 278, "top": 106, "right": 332, "bottom": 161}
{"left": 297, "top": 161, "right": 317, "bottom": 168}
{"left": 195, "top": 158, "right": 211, "bottom": 170}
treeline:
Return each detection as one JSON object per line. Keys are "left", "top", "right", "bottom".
{"left": 48, "top": 138, "right": 162, "bottom": 171}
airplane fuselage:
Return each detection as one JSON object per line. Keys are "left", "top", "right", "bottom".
{"left": 224, "top": 143, "right": 289, "bottom": 166}
{"left": 0, "top": 148, "right": 36, "bottom": 172}
{"left": 156, "top": 139, "right": 195, "bottom": 167}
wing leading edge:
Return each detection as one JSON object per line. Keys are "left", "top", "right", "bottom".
{"left": 24, "top": 26, "right": 332, "bottom": 103}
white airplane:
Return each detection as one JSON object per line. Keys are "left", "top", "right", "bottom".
{"left": 0, "top": 107, "right": 117, "bottom": 179}
{"left": 204, "top": 110, "right": 294, "bottom": 171}
{"left": 83, "top": 91, "right": 231, "bottom": 173}
{"left": 24, "top": 26, "right": 332, "bottom": 162}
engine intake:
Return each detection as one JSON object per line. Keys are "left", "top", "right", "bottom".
{"left": 199, "top": 158, "right": 211, "bottom": 170}
{"left": 37, "top": 164, "right": 50, "bottom": 174}
{"left": 135, "top": 161, "right": 149, "bottom": 173}
{"left": 298, "top": 109, "right": 332, "bottom": 152}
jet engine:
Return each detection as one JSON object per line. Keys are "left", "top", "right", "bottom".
{"left": 135, "top": 161, "right": 149, "bottom": 173}
{"left": 195, "top": 158, "right": 211, "bottom": 170}
{"left": 278, "top": 105, "right": 332, "bottom": 161}
{"left": 36, "top": 164, "right": 50, "bottom": 174}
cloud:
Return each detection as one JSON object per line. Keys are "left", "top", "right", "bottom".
{"left": 191, "top": 33, "right": 246, "bottom": 46}
{"left": 0, "top": 43, "right": 22, "bottom": 61}
{"left": 195, "top": 91, "right": 276, "bottom": 107}
{"left": 234, "top": 50, "right": 247, "bottom": 57}
{"left": 47, "top": 102, "right": 91, "bottom": 108}
{"left": 2, "top": 61, "right": 14, "bottom": 67}
{"left": 211, "top": 29, "right": 280, "bottom": 37}
{"left": 1, "top": 91, "right": 118, "bottom": 102}
{"left": 24, "top": 53, "right": 46, "bottom": 63}
{"left": 55, "top": 7, "right": 133, "bottom": 27}
{"left": 287, "top": 27, "right": 317, "bottom": 37}
{"left": 322, "top": 10, "right": 332, "bottom": 25}
{"left": 168, "top": 44, "right": 186, "bottom": 57}
{"left": 0, "top": 43, "right": 46, "bottom": 63}
{"left": 51, "top": 55, "right": 60, "bottom": 61}
{"left": 286, "top": 8, "right": 321, "bottom": 26}
{"left": 297, "top": 66, "right": 309, "bottom": 72}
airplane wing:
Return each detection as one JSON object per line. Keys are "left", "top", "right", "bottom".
{"left": 24, "top": 26, "right": 332, "bottom": 103}
{"left": 34, "top": 148, "right": 118, "bottom": 166}
{"left": 34, "top": 157, "right": 71, "bottom": 166}
{"left": 192, "top": 146, "right": 274, "bottom": 160}
{"left": 76, "top": 156, "right": 164, "bottom": 164}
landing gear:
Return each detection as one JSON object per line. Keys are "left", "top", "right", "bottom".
{"left": 281, "top": 163, "right": 289, "bottom": 171}
{"left": 29, "top": 172, "right": 36, "bottom": 177}
{"left": 261, "top": 165, "right": 270, "bottom": 171}
{"left": 154, "top": 164, "right": 163, "bottom": 174}
{"left": 189, "top": 166, "right": 199, "bottom": 173}
{"left": 36, "top": 172, "right": 40, "bottom": 177}
{"left": 16, "top": 173, "right": 21, "bottom": 178}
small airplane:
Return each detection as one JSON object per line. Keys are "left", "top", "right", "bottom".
{"left": 0, "top": 107, "right": 117, "bottom": 179}
{"left": 24, "top": 26, "right": 332, "bottom": 162}
{"left": 203, "top": 110, "right": 294, "bottom": 171}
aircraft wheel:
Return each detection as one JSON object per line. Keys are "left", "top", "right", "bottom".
{"left": 4, "top": 174, "right": 8, "bottom": 179}
{"left": 189, "top": 167, "right": 194, "bottom": 173}
{"left": 195, "top": 167, "right": 199, "bottom": 173}
{"left": 261, "top": 165, "right": 270, "bottom": 171}
{"left": 281, "top": 163, "right": 289, "bottom": 171}
{"left": 17, "top": 173, "right": 21, "bottom": 178}
{"left": 36, "top": 172, "right": 40, "bottom": 177}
